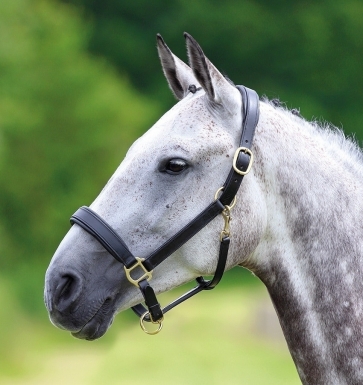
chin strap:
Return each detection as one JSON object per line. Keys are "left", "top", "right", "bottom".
{"left": 70, "top": 85, "right": 259, "bottom": 335}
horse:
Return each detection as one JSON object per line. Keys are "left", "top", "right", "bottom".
{"left": 44, "top": 33, "right": 363, "bottom": 385}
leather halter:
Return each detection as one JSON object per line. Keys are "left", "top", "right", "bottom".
{"left": 70, "top": 85, "right": 259, "bottom": 334}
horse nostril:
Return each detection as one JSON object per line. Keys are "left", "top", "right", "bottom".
{"left": 54, "top": 273, "right": 83, "bottom": 313}
{"left": 59, "top": 276, "right": 74, "bottom": 301}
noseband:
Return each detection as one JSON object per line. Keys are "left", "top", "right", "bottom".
{"left": 70, "top": 86, "right": 259, "bottom": 334}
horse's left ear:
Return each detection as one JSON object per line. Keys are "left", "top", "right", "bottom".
{"left": 184, "top": 33, "right": 240, "bottom": 112}
{"left": 157, "top": 34, "right": 199, "bottom": 100}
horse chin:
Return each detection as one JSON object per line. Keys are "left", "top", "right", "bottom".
{"left": 71, "top": 300, "right": 115, "bottom": 341}
{"left": 71, "top": 317, "right": 112, "bottom": 340}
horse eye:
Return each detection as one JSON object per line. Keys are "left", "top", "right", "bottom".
{"left": 164, "top": 159, "right": 188, "bottom": 175}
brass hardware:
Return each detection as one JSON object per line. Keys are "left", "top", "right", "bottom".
{"left": 232, "top": 147, "right": 254, "bottom": 175}
{"left": 140, "top": 312, "right": 163, "bottom": 335}
{"left": 214, "top": 187, "right": 236, "bottom": 240}
{"left": 214, "top": 187, "right": 237, "bottom": 210}
{"left": 220, "top": 208, "right": 231, "bottom": 240}
{"left": 124, "top": 257, "right": 153, "bottom": 287}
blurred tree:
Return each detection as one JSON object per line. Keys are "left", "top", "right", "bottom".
{"left": 62, "top": 0, "right": 363, "bottom": 137}
{"left": 0, "top": 0, "right": 160, "bottom": 310}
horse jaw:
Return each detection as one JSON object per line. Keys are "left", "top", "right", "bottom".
{"left": 44, "top": 34, "right": 265, "bottom": 340}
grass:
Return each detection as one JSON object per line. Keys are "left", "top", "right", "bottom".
{"left": 0, "top": 275, "right": 301, "bottom": 385}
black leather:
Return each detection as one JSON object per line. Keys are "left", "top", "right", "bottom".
{"left": 132, "top": 235, "right": 231, "bottom": 321}
{"left": 70, "top": 85, "right": 260, "bottom": 323}
{"left": 138, "top": 279, "right": 163, "bottom": 322}
{"left": 71, "top": 206, "right": 136, "bottom": 268}
{"left": 143, "top": 200, "right": 225, "bottom": 271}
{"left": 219, "top": 86, "right": 259, "bottom": 206}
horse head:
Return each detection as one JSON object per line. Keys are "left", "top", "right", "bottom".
{"left": 44, "top": 33, "right": 265, "bottom": 340}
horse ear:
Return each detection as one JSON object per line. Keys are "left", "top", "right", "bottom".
{"left": 157, "top": 34, "right": 199, "bottom": 100}
{"left": 184, "top": 32, "right": 240, "bottom": 110}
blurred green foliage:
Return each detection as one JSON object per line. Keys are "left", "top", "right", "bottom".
{"left": 0, "top": 0, "right": 160, "bottom": 311}
{"left": 0, "top": 283, "right": 300, "bottom": 385}
{"left": 63, "top": 0, "right": 363, "bottom": 135}
{"left": 1, "top": 0, "right": 363, "bottom": 319}
{"left": 1, "top": 0, "right": 362, "bottom": 382}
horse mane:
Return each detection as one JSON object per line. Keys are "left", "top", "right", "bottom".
{"left": 262, "top": 96, "right": 363, "bottom": 169}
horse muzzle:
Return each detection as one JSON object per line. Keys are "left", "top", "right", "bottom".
{"left": 44, "top": 267, "right": 116, "bottom": 340}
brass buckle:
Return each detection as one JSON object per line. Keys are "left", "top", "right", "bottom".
{"left": 232, "top": 147, "right": 254, "bottom": 175}
{"left": 140, "top": 312, "right": 163, "bottom": 335}
{"left": 124, "top": 257, "right": 153, "bottom": 287}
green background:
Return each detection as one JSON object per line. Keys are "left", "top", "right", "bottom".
{"left": 1, "top": 0, "right": 362, "bottom": 383}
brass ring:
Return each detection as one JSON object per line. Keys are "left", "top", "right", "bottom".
{"left": 140, "top": 312, "right": 163, "bottom": 335}
{"left": 214, "top": 187, "right": 237, "bottom": 210}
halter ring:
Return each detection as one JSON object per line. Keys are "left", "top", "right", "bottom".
{"left": 140, "top": 312, "right": 163, "bottom": 335}
{"left": 214, "top": 187, "right": 237, "bottom": 210}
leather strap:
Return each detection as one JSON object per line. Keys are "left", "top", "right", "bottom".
{"left": 71, "top": 206, "right": 136, "bottom": 268}
{"left": 143, "top": 199, "right": 225, "bottom": 271}
{"left": 132, "top": 236, "right": 230, "bottom": 320}
{"left": 143, "top": 86, "right": 259, "bottom": 271}
{"left": 71, "top": 87, "right": 259, "bottom": 273}
{"left": 219, "top": 86, "right": 259, "bottom": 206}
{"left": 138, "top": 279, "right": 163, "bottom": 322}
{"left": 69, "top": 85, "right": 259, "bottom": 323}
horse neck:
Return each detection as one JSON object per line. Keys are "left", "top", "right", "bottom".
{"left": 250, "top": 102, "right": 363, "bottom": 385}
